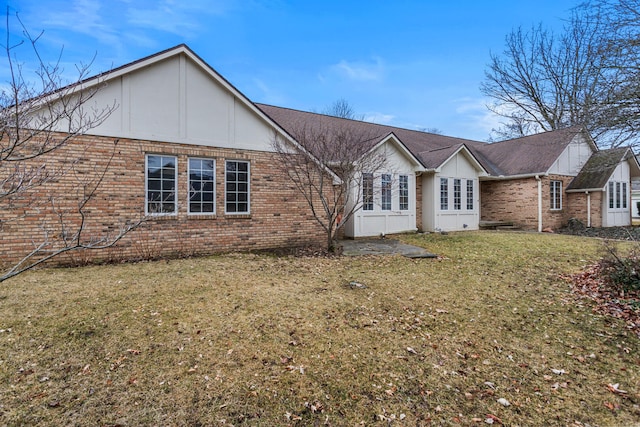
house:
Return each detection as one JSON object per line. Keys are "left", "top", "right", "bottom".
{"left": 1, "top": 44, "right": 638, "bottom": 266}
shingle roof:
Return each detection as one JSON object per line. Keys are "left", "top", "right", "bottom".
{"left": 470, "top": 127, "right": 585, "bottom": 176}
{"left": 567, "top": 147, "right": 633, "bottom": 191}
{"left": 256, "top": 104, "right": 589, "bottom": 177}
{"left": 257, "top": 104, "right": 485, "bottom": 171}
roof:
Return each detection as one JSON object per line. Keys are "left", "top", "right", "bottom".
{"left": 469, "top": 127, "right": 587, "bottom": 176}
{"left": 567, "top": 147, "right": 639, "bottom": 191}
{"left": 257, "top": 103, "right": 486, "bottom": 172}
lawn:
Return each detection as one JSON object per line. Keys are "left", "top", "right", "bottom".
{"left": 0, "top": 231, "right": 638, "bottom": 426}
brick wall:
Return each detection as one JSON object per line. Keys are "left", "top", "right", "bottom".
{"left": 0, "top": 133, "right": 327, "bottom": 266}
{"left": 565, "top": 191, "right": 603, "bottom": 228}
{"left": 480, "top": 175, "right": 578, "bottom": 230}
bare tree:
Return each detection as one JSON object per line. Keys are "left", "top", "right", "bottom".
{"left": 322, "top": 98, "right": 366, "bottom": 121}
{"left": 272, "top": 118, "right": 388, "bottom": 252}
{"left": 481, "top": 4, "right": 633, "bottom": 146}
{"left": 0, "top": 14, "right": 143, "bottom": 282}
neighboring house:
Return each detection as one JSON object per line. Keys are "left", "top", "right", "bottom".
{"left": 2, "top": 44, "right": 638, "bottom": 265}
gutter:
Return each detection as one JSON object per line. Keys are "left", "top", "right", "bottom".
{"left": 481, "top": 172, "right": 549, "bottom": 181}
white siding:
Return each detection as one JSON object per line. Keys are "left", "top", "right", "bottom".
{"left": 344, "top": 139, "right": 419, "bottom": 238}
{"left": 423, "top": 150, "right": 481, "bottom": 232}
{"left": 64, "top": 53, "right": 276, "bottom": 152}
{"left": 548, "top": 135, "right": 594, "bottom": 175}
{"left": 603, "top": 162, "right": 632, "bottom": 227}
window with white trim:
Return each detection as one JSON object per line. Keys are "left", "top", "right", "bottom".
{"left": 440, "top": 178, "right": 449, "bottom": 210}
{"left": 550, "top": 180, "right": 562, "bottom": 210}
{"left": 609, "top": 181, "right": 628, "bottom": 210}
{"left": 453, "top": 179, "right": 461, "bottom": 210}
{"left": 381, "top": 174, "right": 392, "bottom": 210}
{"left": 466, "top": 180, "right": 474, "bottom": 210}
{"left": 399, "top": 175, "right": 409, "bottom": 211}
{"left": 609, "top": 182, "right": 615, "bottom": 209}
{"left": 225, "top": 160, "right": 250, "bottom": 214}
{"left": 146, "top": 154, "right": 177, "bottom": 215}
{"left": 188, "top": 158, "right": 215, "bottom": 214}
{"left": 362, "top": 173, "right": 374, "bottom": 211}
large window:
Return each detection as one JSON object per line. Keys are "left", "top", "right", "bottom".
{"left": 146, "top": 155, "right": 177, "bottom": 215}
{"left": 188, "top": 158, "right": 215, "bottom": 214}
{"left": 550, "top": 180, "right": 562, "bottom": 210}
{"left": 381, "top": 174, "right": 392, "bottom": 210}
{"left": 399, "top": 175, "right": 409, "bottom": 211}
{"left": 362, "top": 173, "right": 374, "bottom": 211}
{"left": 466, "top": 180, "right": 474, "bottom": 210}
{"left": 453, "top": 179, "right": 461, "bottom": 210}
{"left": 225, "top": 160, "right": 250, "bottom": 214}
{"left": 440, "top": 178, "right": 449, "bottom": 210}
{"left": 609, "top": 181, "right": 628, "bottom": 210}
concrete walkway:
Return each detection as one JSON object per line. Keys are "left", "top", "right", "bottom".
{"left": 339, "top": 238, "right": 437, "bottom": 258}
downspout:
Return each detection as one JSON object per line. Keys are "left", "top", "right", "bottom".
{"left": 535, "top": 175, "right": 542, "bottom": 232}
{"left": 586, "top": 191, "right": 591, "bottom": 228}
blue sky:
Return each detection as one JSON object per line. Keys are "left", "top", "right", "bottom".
{"left": 4, "top": 0, "right": 581, "bottom": 141}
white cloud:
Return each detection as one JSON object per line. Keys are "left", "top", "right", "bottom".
{"left": 252, "top": 78, "right": 287, "bottom": 106}
{"left": 330, "top": 57, "right": 385, "bottom": 82}
{"left": 454, "top": 96, "right": 503, "bottom": 139}
{"left": 363, "top": 111, "right": 394, "bottom": 125}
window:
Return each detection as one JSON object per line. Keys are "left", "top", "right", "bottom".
{"left": 609, "top": 182, "right": 615, "bottom": 209}
{"left": 399, "top": 175, "right": 409, "bottom": 211}
{"left": 466, "top": 180, "right": 474, "bottom": 210}
{"left": 188, "top": 158, "right": 215, "bottom": 214}
{"left": 550, "top": 180, "right": 562, "bottom": 210}
{"left": 225, "top": 160, "right": 250, "bottom": 214}
{"left": 146, "top": 154, "right": 177, "bottom": 215}
{"left": 440, "top": 178, "right": 448, "bottom": 210}
{"left": 362, "top": 173, "right": 374, "bottom": 211}
{"left": 453, "top": 179, "right": 461, "bottom": 210}
{"left": 609, "top": 181, "right": 628, "bottom": 210}
{"left": 381, "top": 174, "right": 392, "bottom": 210}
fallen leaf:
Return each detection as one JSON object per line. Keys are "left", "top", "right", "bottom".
{"left": 551, "top": 368, "right": 566, "bottom": 375}
{"left": 606, "top": 383, "right": 628, "bottom": 395}
{"left": 497, "top": 397, "right": 510, "bottom": 407}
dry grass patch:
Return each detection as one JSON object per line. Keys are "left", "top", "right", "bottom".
{"left": 0, "top": 231, "right": 638, "bottom": 426}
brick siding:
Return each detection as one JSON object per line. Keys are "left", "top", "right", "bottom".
{"left": 1, "top": 133, "right": 326, "bottom": 266}
{"left": 480, "top": 175, "right": 583, "bottom": 230}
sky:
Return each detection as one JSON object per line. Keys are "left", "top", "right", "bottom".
{"left": 3, "top": 0, "right": 582, "bottom": 141}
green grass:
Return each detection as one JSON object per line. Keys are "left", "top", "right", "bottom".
{"left": 0, "top": 231, "right": 638, "bottom": 426}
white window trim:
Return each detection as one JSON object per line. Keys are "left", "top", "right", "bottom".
{"left": 145, "top": 154, "right": 178, "bottom": 216}
{"left": 225, "top": 160, "right": 251, "bottom": 215}
{"left": 188, "top": 157, "right": 216, "bottom": 215}
{"left": 608, "top": 180, "right": 629, "bottom": 211}
{"left": 550, "top": 180, "right": 562, "bottom": 211}
{"left": 399, "top": 175, "right": 409, "bottom": 211}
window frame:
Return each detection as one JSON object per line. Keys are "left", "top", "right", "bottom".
{"left": 381, "top": 173, "right": 392, "bottom": 211}
{"left": 145, "top": 154, "right": 178, "bottom": 216}
{"left": 362, "top": 173, "right": 374, "bottom": 211}
{"left": 440, "top": 178, "right": 449, "bottom": 211}
{"left": 466, "top": 179, "right": 474, "bottom": 211}
{"left": 225, "top": 160, "right": 251, "bottom": 215}
{"left": 188, "top": 157, "right": 216, "bottom": 215}
{"left": 399, "top": 175, "right": 409, "bottom": 211}
{"left": 453, "top": 178, "right": 462, "bottom": 210}
{"left": 550, "top": 180, "right": 562, "bottom": 211}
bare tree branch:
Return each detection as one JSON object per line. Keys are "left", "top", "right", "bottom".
{"left": 271, "top": 108, "right": 390, "bottom": 252}
{"left": 1, "top": 12, "right": 143, "bottom": 282}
